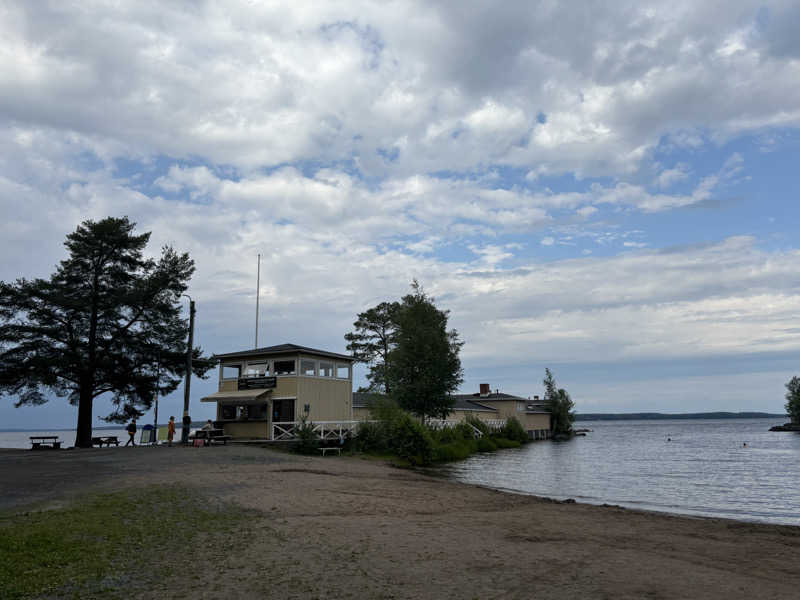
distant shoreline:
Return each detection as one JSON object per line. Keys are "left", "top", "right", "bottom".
{"left": 0, "top": 421, "right": 205, "bottom": 433}
{"left": 575, "top": 412, "right": 786, "bottom": 421}
{"left": 1, "top": 413, "right": 787, "bottom": 432}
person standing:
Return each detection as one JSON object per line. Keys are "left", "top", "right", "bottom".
{"left": 125, "top": 419, "right": 137, "bottom": 447}
{"left": 167, "top": 416, "right": 176, "bottom": 447}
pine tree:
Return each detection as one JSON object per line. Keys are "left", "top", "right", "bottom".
{"left": 387, "top": 281, "right": 463, "bottom": 422}
{"left": 0, "top": 217, "right": 212, "bottom": 447}
{"left": 344, "top": 301, "right": 399, "bottom": 393}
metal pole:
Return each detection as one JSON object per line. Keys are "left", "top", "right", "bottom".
{"left": 255, "top": 253, "right": 261, "bottom": 349}
{"left": 181, "top": 296, "right": 195, "bottom": 445}
{"left": 152, "top": 353, "right": 161, "bottom": 445}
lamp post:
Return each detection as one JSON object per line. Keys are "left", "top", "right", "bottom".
{"left": 181, "top": 294, "right": 196, "bottom": 445}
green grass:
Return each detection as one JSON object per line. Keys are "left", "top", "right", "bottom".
{"left": 0, "top": 486, "right": 245, "bottom": 600}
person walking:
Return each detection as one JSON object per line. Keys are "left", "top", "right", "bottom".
{"left": 167, "top": 416, "right": 176, "bottom": 447}
{"left": 125, "top": 419, "right": 137, "bottom": 447}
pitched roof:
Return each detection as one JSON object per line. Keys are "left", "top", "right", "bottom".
{"left": 352, "top": 392, "right": 496, "bottom": 413}
{"left": 452, "top": 392, "right": 551, "bottom": 414}
{"left": 213, "top": 343, "right": 353, "bottom": 362}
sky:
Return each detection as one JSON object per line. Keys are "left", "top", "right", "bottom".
{"left": 2, "top": 1, "right": 799, "bottom": 428}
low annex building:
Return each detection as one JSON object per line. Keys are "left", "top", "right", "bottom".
{"left": 353, "top": 383, "right": 552, "bottom": 440}
{"left": 201, "top": 343, "right": 354, "bottom": 440}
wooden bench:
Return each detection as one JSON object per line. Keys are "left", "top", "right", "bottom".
{"left": 318, "top": 447, "right": 341, "bottom": 456}
{"left": 91, "top": 436, "right": 119, "bottom": 447}
{"left": 30, "top": 436, "right": 61, "bottom": 450}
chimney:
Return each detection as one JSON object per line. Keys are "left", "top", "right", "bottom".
{"left": 479, "top": 383, "right": 490, "bottom": 397}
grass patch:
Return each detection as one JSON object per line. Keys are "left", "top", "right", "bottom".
{"left": 0, "top": 486, "right": 245, "bottom": 600}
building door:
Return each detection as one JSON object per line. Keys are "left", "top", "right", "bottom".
{"left": 272, "top": 399, "right": 295, "bottom": 423}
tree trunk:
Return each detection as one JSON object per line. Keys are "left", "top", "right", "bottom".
{"left": 75, "top": 382, "right": 94, "bottom": 448}
{"left": 75, "top": 268, "right": 100, "bottom": 448}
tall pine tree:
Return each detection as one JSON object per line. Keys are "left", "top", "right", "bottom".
{"left": 387, "top": 281, "right": 463, "bottom": 422}
{"left": 0, "top": 217, "right": 212, "bottom": 447}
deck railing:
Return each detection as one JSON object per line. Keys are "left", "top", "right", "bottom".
{"left": 272, "top": 420, "right": 363, "bottom": 441}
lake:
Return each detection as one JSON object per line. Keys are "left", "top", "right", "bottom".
{"left": 0, "top": 428, "right": 133, "bottom": 448}
{"left": 439, "top": 418, "right": 800, "bottom": 526}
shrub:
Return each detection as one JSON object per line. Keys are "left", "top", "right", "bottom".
{"left": 390, "top": 414, "right": 434, "bottom": 465}
{"left": 356, "top": 398, "right": 434, "bottom": 465}
{"left": 294, "top": 414, "right": 319, "bottom": 454}
{"left": 432, "top": 439, "right": 477, "bottom": 462}
{"left": 465, "top": 415, "right": 491, "bottom": 437}
{"left": 493, "top": 437, "right": 521, "bottom": 449}
{"left": 476, "top": 437, "right": 497, "bottom": 452}
{"left": 500, "top": 416, "right": 529, "bottom": 443}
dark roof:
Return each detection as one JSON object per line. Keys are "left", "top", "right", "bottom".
{"left": 352, "top": 392, "right": 383, "bottom": 408}
{"left": 352, "top": 392, "right": 496, "bottom": 413}
{"left": 451, "top": 397, "right": 496, "bottom": 412}
{"left": 213, "top": 343, "right": 353, "bottom": 362}
{"left": 452, "top": 392, "right": 551, "bottom": 414}
{"left": 452, "top": 391, "right": 525, "bottom": 402}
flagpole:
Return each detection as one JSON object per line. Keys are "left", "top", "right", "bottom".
{"left": 255, "top": 253, "right": 261, "bottom": 349}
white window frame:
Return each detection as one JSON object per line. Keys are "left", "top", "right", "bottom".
{"left": 301, "top": 358, "right": 317, "bottom": 376}
{"left": 221, "top": 363, "right": 242, "bottom": 380}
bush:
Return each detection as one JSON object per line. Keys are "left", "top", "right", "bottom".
{"left": 432, "top": 439, "right": 477, "bottom": 462}
{"left": 293, "top": 414, "right": 318, "bottom": 454}
{"left": 493, "top": 437, "right": 521, "bottom": 449}
{"left": 465, "top": 415, "right": 491, "bottom": 437}
{"left": 500, "top": 416, "right": 529, "bottom": 443}
{"left": 476, "top": 437, "right": 497, "bottom": 452}
{"left": 356, "top": 398, "right": 434, "bottom": 465}
{"left": 390, "top": 414, "right": 434, "bottom": 465}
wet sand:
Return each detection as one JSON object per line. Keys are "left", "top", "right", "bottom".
{"left": 2, "top": 445, "right": 799, "bottom": 599}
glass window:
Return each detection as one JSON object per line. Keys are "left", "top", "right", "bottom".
{"left": 221, "top": 405, "right": 236, "bottom": 420}
{"left": 301, "top": 359, "right": 316, "bottom": 376}
{"left": 319, "top": 361, "right": 333, "bottom": 377}
{"left": 274, "top": 359, "right": 296, "bottom": 375}
{"left": 245, "top": 361, "right": 267, "bottom": 377}
{"left": 222, "top": 364, "right": 241, "bottom": 379}
{"left": 336, "top": 364, "right": 350, "bottom": 379}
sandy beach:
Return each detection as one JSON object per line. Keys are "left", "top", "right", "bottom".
{"left": 2, "top": 444, "right": 799, "bottom": 599}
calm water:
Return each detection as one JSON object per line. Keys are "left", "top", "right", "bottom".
{"left": 440, "top": 418, "right": 800, "bottom": 526}
{"left": 0, "top": 429, "right": 131, "bottom": 448}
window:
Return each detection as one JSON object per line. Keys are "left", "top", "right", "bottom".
{"left": 221, "top": 405, "right": 236, "bottom": 420}
{"left": 301, "top": 359, "right": 316, "bottom": 376}
{"left": 274, "top": 359, "right": 296, "bottom": 375}
{"left": 319, "top": 361, "right": 333, "bottom": 377}
{"left": 222, "top": 364, "right": 241, "bottom": 379}
{"left": 246, "top": 361, "right": 267, "bottom": 377}
{"left": 336, "top": 364, "right": 350, "bottom": 379}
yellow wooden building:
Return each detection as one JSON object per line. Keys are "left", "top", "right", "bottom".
{"left": 201, "top": 343, "right": 354, "bottom": 440}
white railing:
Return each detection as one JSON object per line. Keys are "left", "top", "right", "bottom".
{"left": 427, "top": 419, "right": 484, "bottom": 438}
{"left": 272, "top": 420, "right": 363, "bottom": 441}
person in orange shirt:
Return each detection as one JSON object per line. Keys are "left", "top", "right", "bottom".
{"left": 167, "top": 416, "right": 176, "bottom": 447}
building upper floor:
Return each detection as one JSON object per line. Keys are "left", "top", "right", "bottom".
{"left": 214, "top": 343, "right": 353, "bottom": 392}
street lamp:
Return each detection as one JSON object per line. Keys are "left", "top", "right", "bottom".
{"left": 181, "top": 294, "right": 196, "bottom": 444}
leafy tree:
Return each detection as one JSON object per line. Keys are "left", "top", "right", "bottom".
{"left": 785, "top": 376, "right": 800, "bottom": 424}
{"left": 344, "top": 301, "right": 399, "bottom": 393}
{"left": 543, "top": 368, "right": 575, "bottom": 435}
{"left": 387, "top": 281, "right": 463, "bottom": 423}
{"left": 0, "top": 217, "right": 212, "bottom": 447}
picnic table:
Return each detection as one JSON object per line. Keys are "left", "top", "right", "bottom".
{"left": 189, "top": 429, "right": 232, "bottom": 446}
{"left": 318, "top": 447, "right": 342, "bottom": 456}
{"left": 91, "top": 436, "right": 119, "bottom": 447}
{"left": 30, "top": 436, "right": 61, "bottom": 450}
